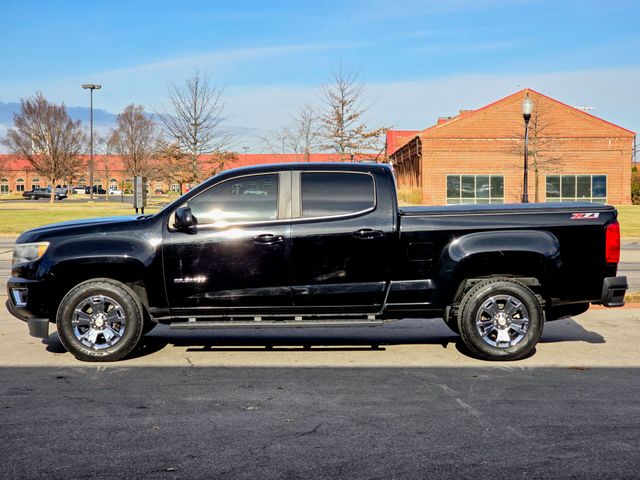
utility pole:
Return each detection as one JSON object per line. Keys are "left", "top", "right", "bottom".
{"left": 82, "top": 84, "right": 102, "bottom": 201}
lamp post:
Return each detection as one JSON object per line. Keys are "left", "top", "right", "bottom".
{"left": 242, "top": 146, "right": 249, "bottom": 165}
{"left": 82, "top": 84, "right": 101, "bottom": 201}
{"left": 521, "top": 93, "right": 533, "bottom": 203}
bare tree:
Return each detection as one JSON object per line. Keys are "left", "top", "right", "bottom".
{"left": 107, "top": 104, "right": 157, "bottom": 179}
{"left": 317, "top": 64, "right": 385, "bottom": 159}
{"left": 261, "top": 104, "right": 321, "bottom": 161}
{"left": 514, "top": 98, "right": 563, "bottom": 202}
{"left": 157, "top": 71, "right": 232, "bottom": 182}
{"left": 2, "top": 93, "right": 85, "bottom": 203}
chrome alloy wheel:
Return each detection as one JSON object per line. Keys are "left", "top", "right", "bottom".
{"left": 71, "top": 295, "right": 127, "bottom": 350}
{"left": 475, "top": 294, "right": 530, "bottom": 348}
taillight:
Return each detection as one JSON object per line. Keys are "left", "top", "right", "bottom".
{"left": 605, "top": 221, "right": 620, "bottom": 264}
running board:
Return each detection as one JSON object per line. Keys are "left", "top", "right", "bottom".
{"left": 170, "top": 319, "right": 385, "bottom": 330}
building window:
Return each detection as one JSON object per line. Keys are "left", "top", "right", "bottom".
{"left": 31, "top": 178, "right": 40, "bottom": 189}
{"left": 0, "top": 179, "right": 8, "bottom": 194}
{"left": 170, "top": 183, "right": 180, "bottom": 193}
{"left": 446, "top": 175, "right": 504, "bottom": 204}
{"left": 78, "top": 178, "right": 87, "bottom": 187}
{"left": 16, "top": 179, "right": 25, "bottom": 192}
{"left": 109, "top": 178, "right": 118, "bottom": 188}
{"left": 546, "top": 175, "right": 607, "bottom": 204}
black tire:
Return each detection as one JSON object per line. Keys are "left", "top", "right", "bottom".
{"left": 457, "top": 278, "right": 543, "bottom": 361}
{"left": 56, "top": 279, "right": 145, "bottom": 362}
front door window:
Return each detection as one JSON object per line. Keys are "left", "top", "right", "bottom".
{"left": 188, "top": 174, "right": 279, "bottom": 226}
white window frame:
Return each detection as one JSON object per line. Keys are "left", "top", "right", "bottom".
{"left": 446, "top": 174, "right": 505, "bottom": 205}
{"left": 545, "top": 174, "right": 607, "bottom": 204}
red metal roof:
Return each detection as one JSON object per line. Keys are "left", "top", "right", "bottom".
{"left": 0, "top": 152, "right": 376, "bottom": 173}
{"left": 385, "top": 130, "right": 419, "bottom": 156}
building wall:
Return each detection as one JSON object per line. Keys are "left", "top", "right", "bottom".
{"left": 391, "top": 90, "right": 635, "bottom": 206}
{"left": 420, "top": 137, "right": 633, "bottom": 205}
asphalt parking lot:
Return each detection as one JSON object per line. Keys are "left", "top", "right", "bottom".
{"left": 1, "top": 238, "right": 639, "bottom": 479}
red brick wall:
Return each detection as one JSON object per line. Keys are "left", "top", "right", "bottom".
{"left": 391, "top": 90, "right": 635, "bottom": 205}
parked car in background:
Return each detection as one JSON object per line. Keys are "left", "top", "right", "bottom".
{"left": 154, "top": 188, "right": 166, "bottom": 195}
{"left": 85, "top": 186, "right": 107, "bottom": 195}
{"left": 72, "top": 186, "right": 86, "bottom": 194}
{"left": 22, "top": 187, "right": 67, "bottom": 201}
{"left": 54, "top": 185, "right": 68, "bottom": 195}
{"left": 108, "top": 188, "right": 123, "bottom": 195}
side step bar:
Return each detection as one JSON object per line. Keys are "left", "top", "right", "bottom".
{"left": 170, "top": 319, "right": 385, "bottom": 330}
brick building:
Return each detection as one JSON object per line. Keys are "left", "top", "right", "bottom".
{"left": 0, "top": 153, "right": 367, "bottom": 195}
{"left": 388, "top": 88, "right": 636, "bottom": 205}
{"left": 1, "top": 88, "right": 634, "bottom": 204}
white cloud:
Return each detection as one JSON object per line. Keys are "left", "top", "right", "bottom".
{"left": 89, "top": 42, "right": 360, "bottom": 80}
{"left": 223, "top": 66, "right": 640, "bottom": 150}
{"left": 2, "top": 66, "right": 637, "bottom": 153}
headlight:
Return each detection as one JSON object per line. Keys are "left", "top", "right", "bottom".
{"left": 12, "top": 242, "right": 50, "bottom": 265}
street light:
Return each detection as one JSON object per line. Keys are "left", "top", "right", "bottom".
{"left": 521, "top": 92, "right": 533, "bottom": 203}
{"left": 82, "top": 84, "right": 101, "bottom": 201}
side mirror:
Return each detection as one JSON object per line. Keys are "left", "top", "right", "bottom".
{"left": 174, "top": 206, "right": 197, "bottom": 232}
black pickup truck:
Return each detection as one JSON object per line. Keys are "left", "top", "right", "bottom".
{"left": 6, "top": 163, "right": 627, "bottom": 362}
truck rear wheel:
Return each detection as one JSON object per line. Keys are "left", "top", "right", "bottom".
{"left": 457, "top": 279, "right": 543, "bottom": 361}
{"left": 56, "top": 279, "right": 145, "bottom": 362}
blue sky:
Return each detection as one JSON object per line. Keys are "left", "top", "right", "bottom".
{"left": 1, "top": 0, "right": 639, "bottom": 150}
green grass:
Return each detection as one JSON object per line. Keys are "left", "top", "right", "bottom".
{"left": 614, "top": 205, "right": 640, "bottom": 238}
{"left": 0, "top": 200, "right": 163, "bottom": 235}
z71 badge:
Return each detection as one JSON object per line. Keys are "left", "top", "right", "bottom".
{"left": 571, "top": 212, "right": 599, "bottom": 220}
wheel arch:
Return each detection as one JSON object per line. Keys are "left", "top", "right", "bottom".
{"left": 46, "top": 258, "right": 152, "bottom": 321}
{"left": 437, "top": 230, "right": 560, "bottom": 306}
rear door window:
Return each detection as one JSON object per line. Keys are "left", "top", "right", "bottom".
{"left": 301, "top": 172, "right": 375, "bottom": 218}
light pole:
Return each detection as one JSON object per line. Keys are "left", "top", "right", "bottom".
{"left": 242, "top": 146, "right": 249, "bottom": 165}
{"left": 82, "top": 84, "right": 101, "bottom": 201}
{"left": 521, "top": 92, "right": 533, "bottom": 203}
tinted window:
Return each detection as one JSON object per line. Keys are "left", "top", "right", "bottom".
{"left": 301, "top": 172, "right": 374, "bottom": 218}
{"left": 546, "top": 176, "right": 560, "bottom": 198}
{"left": 189, "top": 174, "right": 278, "bottom": 225}
{"left": 592, "top": 176, "right": 606, "bottom": 198}
{"left": 561, "top": 176, "right": 576, "bottom": 198}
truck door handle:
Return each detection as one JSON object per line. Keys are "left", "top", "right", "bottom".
{"left": 253, "top": 233, "right": 284, "bottom": 245}
{"left": 352, "top": 229, "right": 384, "bottom": 239}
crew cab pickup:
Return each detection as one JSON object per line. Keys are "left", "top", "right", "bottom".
{"left": 6, "top": 163, "right": 627, "bottom": 361}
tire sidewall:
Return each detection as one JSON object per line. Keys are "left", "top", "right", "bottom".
{"left": 458, "top": 280, "right": 543, "bottom": 361}
{"left": 56, "top": 280, "right": 144, "bottom": 361}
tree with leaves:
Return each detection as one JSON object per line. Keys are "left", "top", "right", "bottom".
{"left": 317, "top": 64, "right": 385, "bottom": 159}
{"left": 2, "top": 92, "right": 86, "bottom": 203}
{"left": 157, "top": 71, "right": 232, "bottom": 182}
{"left": 107, "top": 104, "right": 157, "bottom": 180}
{"left": 154, "top": 140, "right": 192, "bottom": 194}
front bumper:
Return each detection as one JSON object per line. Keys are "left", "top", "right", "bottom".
{"left": 5, "top": 298, "right": 49, "bottom": 338}
{"left": 601, "top": 276, "right": 628, "bottom": 307}
{"left": 6, "top": 276, "right": 52, "bottom": 338}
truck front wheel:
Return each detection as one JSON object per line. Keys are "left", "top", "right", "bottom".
{"left": 457, "top": 279, "right": 543, "bottom": 361}
{"left": 56, "top": 279, "right": 145, "bottom": 362}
